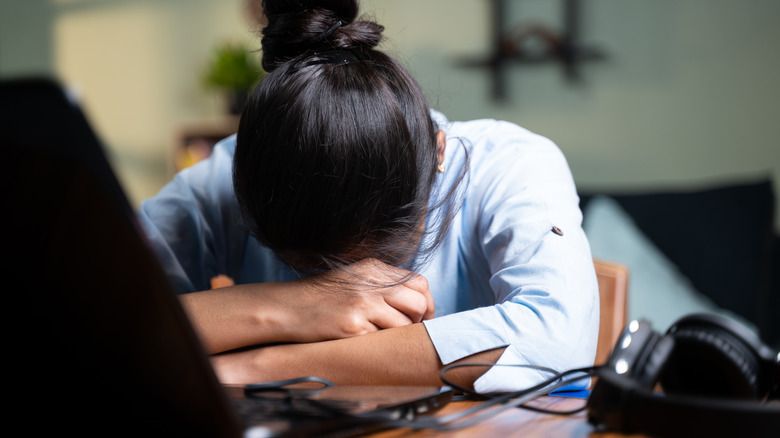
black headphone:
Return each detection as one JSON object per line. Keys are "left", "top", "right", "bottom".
{"left": 587, "top": 313, "right": 780, "bottom": 437}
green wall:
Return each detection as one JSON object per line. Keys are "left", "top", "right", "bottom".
{"left": 2, "top": 0, "right": 779, "bottom": 228}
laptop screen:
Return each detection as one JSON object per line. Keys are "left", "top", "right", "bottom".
{"left": 3, "top": 77, "right": 243, "bottom": 437}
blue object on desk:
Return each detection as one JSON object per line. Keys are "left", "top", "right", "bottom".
{"left": 550, "top": 389, "right": 590, "bottom": 399}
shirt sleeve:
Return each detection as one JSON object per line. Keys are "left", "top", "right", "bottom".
{"left": 137, "top": 136, "right": 244, "bottom": 293}
{"left": 423, "top": 119, "right": 600, "bottom": 393}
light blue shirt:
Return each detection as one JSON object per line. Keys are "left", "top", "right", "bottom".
{"left": 138, "top": 111, "right": 599, "bottom": 393}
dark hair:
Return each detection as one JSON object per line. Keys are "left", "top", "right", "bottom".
{"left": 234, "top": 0, "right": 458, "bottom": 275}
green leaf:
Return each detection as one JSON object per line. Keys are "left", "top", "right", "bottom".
{"left": 202, "top": 42, "right": 267, "bottom": 92}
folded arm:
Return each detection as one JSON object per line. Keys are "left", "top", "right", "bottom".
{"left": 180, "top": 258, "right": 435, "bottom": 354}
{"left": 180, "top": 257, "right": 504, "bottom": 389}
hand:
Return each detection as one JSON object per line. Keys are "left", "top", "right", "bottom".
{"left": 277, "top": 258, "right": 435, "bottom": 343}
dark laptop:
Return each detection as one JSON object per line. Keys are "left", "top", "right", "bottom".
{"left": 2, "top": 78, "right": 451, "bottom": 437}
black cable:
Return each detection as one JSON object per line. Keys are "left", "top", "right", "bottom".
{"left": 239, "top": 365, "right": 602, "bottom": 432}
{"left": 244, "top": 376, "right": 335, "bottom": 398}
{"left": 439, "top": 362, "right": 564, "bottom": 399}
{"left": 396, "top": 364, "right": 602, "bottom": 431}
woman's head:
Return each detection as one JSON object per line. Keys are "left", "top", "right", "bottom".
{"left": 234, "top": 0, "right": 445, "bottom": 274}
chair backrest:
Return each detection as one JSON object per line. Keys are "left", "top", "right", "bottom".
{"left": 593, "top": 259, "right": 629, "bottom": 366}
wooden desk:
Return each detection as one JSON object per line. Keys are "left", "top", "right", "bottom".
{"left": 369, "top": 396, "right": 640, "bottom": 438}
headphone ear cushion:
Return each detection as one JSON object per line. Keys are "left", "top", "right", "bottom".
{"left": 660, "top": 324, "right": 762, "bottom": 400}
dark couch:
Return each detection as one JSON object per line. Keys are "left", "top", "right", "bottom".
{"left": 579, "top": 178, "right": 778, "bottom": 348}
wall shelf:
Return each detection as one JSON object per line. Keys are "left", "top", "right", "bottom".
{"left": 457, "top": 0, "right": 606, "bottom": 101}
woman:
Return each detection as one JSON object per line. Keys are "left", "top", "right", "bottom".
{"left": 139, "top": 0, "right": 599, "bottom": 393}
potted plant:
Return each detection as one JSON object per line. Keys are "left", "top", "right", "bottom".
{"left": 202, "top": 42, "right": 266, "bottom": 114}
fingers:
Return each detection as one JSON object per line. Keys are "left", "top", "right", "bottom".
{"left": 333, "top": 284, "right": 424, "bottom": 333}
{"left": 334, "top": 311, "right": 385, "bottom": 337}
{"left": 367, "top": 304, "right": 415, "bottom": 330}
{"left": 344, "top": 259, "right": 435, "bottom": 323}
{"left": 292, "top": 258, "right": 435, "bottom": 339}
{"left": 400, "top": 273, "right": 436, "bottom": 320}
{"left": 381, "top": 285, "right": 430, "bottom": 324}
{"left": 371, "top": 265, "right": 434, "bottom": 322}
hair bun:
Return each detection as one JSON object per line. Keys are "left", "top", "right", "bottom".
{"left": 261, "top": 0, "right": 384, "bottom": 71}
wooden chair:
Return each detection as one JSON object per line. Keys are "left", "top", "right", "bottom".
{"left": 593, "top": 259, "right": 629, "bottom": 366}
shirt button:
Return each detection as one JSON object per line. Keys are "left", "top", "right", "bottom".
{"left": 551, "top": 226, "right": 564, "bottom": 236}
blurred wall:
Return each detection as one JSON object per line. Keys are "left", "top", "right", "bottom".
{"left": 1, "top": 0, "right": 254, "bottom": 205}
{"left": 367, "top": 0, "right": 780, "bottom": 229}
{"left": 2, "top": 0, "right": 779, "bottom": 229}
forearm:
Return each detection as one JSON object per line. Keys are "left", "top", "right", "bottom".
{"left": 179, "top": 282, "right": 294, "bottom": 354}
{"left": 211, "top": 323, "right": 505, "bottom": 388}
